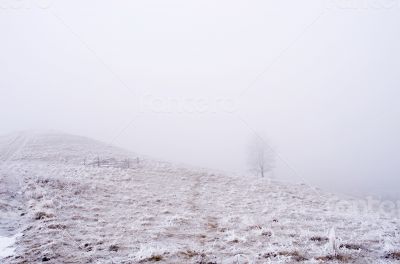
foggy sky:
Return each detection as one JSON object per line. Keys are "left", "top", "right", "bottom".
{"left": 1, "top": 0, "right": 400, "bottom": 199}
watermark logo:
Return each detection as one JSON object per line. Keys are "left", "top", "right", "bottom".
{"left": 325, "top": 0, "right": 399, "bottom": 10}
{"left": 0, "top": 0, "right": 53, "bottom": 10}
{"left": 326, "top": 196, "right": 400, "bottom": 218}
{"left": 138, "top": 95, "right": 237, "bottom": 115}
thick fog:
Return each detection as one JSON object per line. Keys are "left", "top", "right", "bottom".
{"left": 1, "top": 0, "right": 399, "bottom": 199}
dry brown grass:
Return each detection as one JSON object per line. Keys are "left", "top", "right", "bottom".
{"left": 207, "top": 222, "right": 218, "bottom": 229}
{"left": 249, "top": 225, "right": 262, "bottom": 230}
{"left": 108, "top": 244, "right": 119, "bottom": 252}
{"left": 47, "top": 224, "right": 67, "bottom": 229}
{"left": 310, "top": 236, "right": 328, "bottom": 243}
{"left": 316, "top": 254, "right": 352, "bottom": 262}
{"left": 180, "top": 250, "right": 202, "bottom": 258}
{"left": 385, "top": 251, "right": 400, "bottom": 260}
{"left": 138, "top": 254, "right": 164, "bottom": 262}
{"left": 147, "top": 255, "right": 163, "bottom": 261}
{"left": 261, "top": 230, "right": 272, "bottom": 237}
{"left": 339, "top": 243, "right": 363, "bottom": 251}
{"left": 263, "top": 251, "right": 308, "bottom": 262}
{"left": 33, "top": 211, "right": 54, "bottom": 220}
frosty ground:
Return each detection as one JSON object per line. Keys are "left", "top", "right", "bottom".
{"left": 0, "top": 132, "right": 399, "bottom": 263}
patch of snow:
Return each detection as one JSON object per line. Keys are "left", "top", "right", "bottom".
{"left": 0, "top": 234, "right": 19, "bottom": 258}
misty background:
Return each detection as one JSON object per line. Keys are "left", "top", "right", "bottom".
{"left": 1, "top": 0, "right": 399, "bottom": 199}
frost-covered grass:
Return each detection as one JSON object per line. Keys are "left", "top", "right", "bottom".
{"left": 0, "top": 132, "right": 399, "bottom": 263}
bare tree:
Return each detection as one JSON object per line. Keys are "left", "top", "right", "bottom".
{"left": 248, "top": 136, "right": 276, "bottom": 178}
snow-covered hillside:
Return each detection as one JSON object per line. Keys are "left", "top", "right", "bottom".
{"left": 0, "top": 132, "right": 399, "bottom": 263}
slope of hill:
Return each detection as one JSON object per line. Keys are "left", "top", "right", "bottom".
{"left": 0, "top": 132, "right": 399, "bottom": 263}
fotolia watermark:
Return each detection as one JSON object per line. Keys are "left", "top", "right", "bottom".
{"left": 326, "top": 196, "right": 400, "bottom": 218}
{"left": 0, "top": 0, "right": 52, "bottom": 10}
{"left": 138, "top": 95, "right": 237, "bottom": 114}
{"left": 325, "top": 0, "right": 399, "bottom": 10}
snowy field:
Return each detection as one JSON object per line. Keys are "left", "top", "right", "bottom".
{"left": 0, "top": 132, "right": 399, "bottom": 263}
